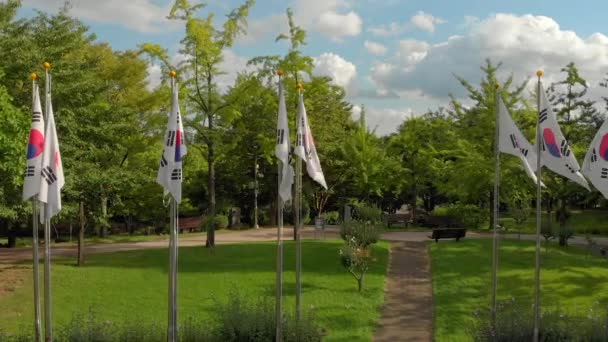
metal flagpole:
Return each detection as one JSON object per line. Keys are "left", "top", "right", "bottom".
{"left": 30, "top": 73, "right": 43, "bottom": 342}
{"left": 295, "top": 85, "right": 303, "bottom": 323}
{"left": 491, "top": 83, "right": 501, "bottom": 329}
{"left": 43, "top": 62, "right": 53, "bottom": 342}
{"left": 32, "top": 199, "right": 42, "bottom": 342}
{"left": 167, "top": 76, "right": 179, "bottom": 342}
{"left": 275, "top": 72, "right": 284, "bottom": 341}
{"left": 533, "top": 70, "right": 544, "bottom": 342}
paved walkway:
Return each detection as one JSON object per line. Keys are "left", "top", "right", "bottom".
{"left": 374, "top": 241, "right": 433, "bottom": 342}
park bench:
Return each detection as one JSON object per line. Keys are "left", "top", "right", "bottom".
{"left": 386, "top": 213, "right": 411, "bottom": 228}
{"left": 178, "top": 217, "right": 201, "bottom": 233}
{"left": 429, "top": 228, "right": 467, "bottom": 242}
{"left": 417, "top": 215, "right": 462, "bottom": 228}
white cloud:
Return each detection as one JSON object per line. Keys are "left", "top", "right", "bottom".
{"left": 370, "top": 14, "right": 608, "bottom": 102}
{"left": 410, "top": 11, "right": 446, "bottom": 33}
{"left": 244, "top": 0, "right": 363, "bottom": 43}
{"left": 313, "top": 53, "right": 357, "bottom": 89}
{"left": 146, "top": 64, "right": 162, "bottom": 90}
{"left": 23, "top": 0, "right": 176, "bottom": 33}
{"left": 317, "top": 11, "right": 362, "bottom": 42}
{"left": 353, "top": 106, "right": 414, "bottom": 136}
{"left": 364, "top": 40, "right": 388, "bottom": 56}
{"left": 145, "top": 50, "right": 249, "bottom": 91}
{"left": 368, "top": 22, "right": 406, "bottom": 37}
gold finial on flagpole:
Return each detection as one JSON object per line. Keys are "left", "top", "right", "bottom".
{"left": 170, "top": 70, "right": 176, "bottom": 78}
{"left": 43, "top": 62, "right": 51, "bottom": 70}
{"left": 31, "top": 73, "right": 38, "bottom": 81}
{"left": 536, "top": 70, "right": 543, "bottom": 78}
{"left": 277, "top": 70, "right": 284, "bottom": 77}
{"left": 296, "top": 82, "right": 304, "bottom": 90}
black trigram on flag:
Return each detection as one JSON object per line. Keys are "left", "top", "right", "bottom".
{"left": 166, "top": 131, "right": 176, "bottom": 147}
{"left": 592, "top": 148, "right": 598, "bottom": 163}
{"left": 539, "top": 108, "right": 548, "bottom": 123}
{"left": 560, "top": 140, "right": 571, "bottom": 156}
{"left": 602, "top": 168, "right": 608, "bottom": 179}
{"left": 297, "top": 133, "right": 304, "bottom": 146}
{"left": 32, "top": 111, "right": 42, "bottom": 123}
{"left": 565, "top": 163, "right": 577, "bottom": 174}
{"left": 160, "top": 154, "right": 168, "bottom": 167}
{"left": 41, "top": 166, "right": 57, "bottom": 185}
{"left": 171, "top": 168, "right": 182, "bottom": 180}
{"left": 276, "top": 129, "right": 285, "bottom": 145}
{"left": 24, "top": 166, "right": 35, "bottom": 177}
{"left": 509, "top": 134, "right": 529, "bottom": 157}
{"left": 509, "top": 134, "right": 518, "bottom": 149}
{"left": 176, "top": 112, "right": 180, "bottom": 124}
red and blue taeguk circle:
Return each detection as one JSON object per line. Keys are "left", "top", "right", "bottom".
{"left": 599, "top": 133, "right": 608, "bottom": 161}
{"left": 543, "top": 128, "right": 561, "bottom": 158}
{"left": 26, "top": 129, "right": 44, "bottom": 160}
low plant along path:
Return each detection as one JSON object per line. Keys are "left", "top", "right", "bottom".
{"left": 374, "top": 241, "right": 433, "bottom": 342}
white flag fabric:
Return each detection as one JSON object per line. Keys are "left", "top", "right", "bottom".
{"left": 497, "top": 95, "right": 542, "bottom": 185}
{"left": 23, "top": 82, "right": 45, "bottom": 201}
{"left": 537, "top": 81, "right": 590, "bottom": 190}
{"left": 582, "top": 119, "right": 608, "bottom": 198}
{"left": 275, "top": 79, "right": 294, "bottom": 202}
{"left": 294, "top": 93, "right": 327, "bottom": 189}
{"left": 39, "top": 86, "right": 64, "bottom": 222}
{"left": 157, "top": 81, "right": 187, "bottom": 203}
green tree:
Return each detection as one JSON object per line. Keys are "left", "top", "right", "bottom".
{"left": 142, "top": 0, "right": 255, "bottom": 247}
{"left": 448, "top": 60, "right": 529, "bottom": 228}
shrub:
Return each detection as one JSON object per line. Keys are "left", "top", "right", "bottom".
{"left": 321, "top": 211, "right": 340, "bottom": 225}
{"left": 470, "top": 300, "right": 608, "bottom": 341}
{"left": 350, "top": 201, "right": 384, "bottom": 224}
{"left": 340, "top": 220, "right": 381, "bottom": 248}
{"left": 339, "top": 208, "right": 382, "bottom": 292}
{"left": 541, "top": 221, "right": 555, "bottom": 242}
{"left": 2, "top": 295, "right": 323, "bottom": 342}
{"left": 205, "top": 291, "right": 322, "bottom": 342}
{"left": 558, "top": 226, "right": 574, "bottom": 247}
{"left": 340, "top": 239, "right": 374, "bottom": 292}
{"left": 443, "top": 204, "right": 487, "bottom": 229}
{"left": 201, "top": 214, "right": 229, "bottom": 231}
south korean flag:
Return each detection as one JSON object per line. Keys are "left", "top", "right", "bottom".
{"left": 39, "top": 85, "right": 64, "bottom": 222}
{"left": 157, "top": 80, "right": 187, "bottom": 203}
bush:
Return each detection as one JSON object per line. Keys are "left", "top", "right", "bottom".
{"left": 340, "top": 220, "right": 381, "bottom": 248}
{"left": 541, "top": 221, "right": 555, "bottom": 242}
{"left": 340, "top": 239, "right": 374, "bottom": 292}
{"left": 558, "top": 226, "right": 574, "bottom": 247}
{"left": 442, "top": 204, "right": 487, "bottom": 229}
{"left": 205, "top": 291, "right": 322, "bottom": 342}
{"left": 350, "top": 201, "right": 384, "bottom": 224}
{"left": 321, "top": 211, "right": 340, "bottom": 225}
{"left": 1, "top": 294, "right": 323, "bottom": 342}
{"left": 470, "top": 300, "right": 608, "bottom": 341}
{"left": 201, "top": 214, "right": 229, "bottom": 231}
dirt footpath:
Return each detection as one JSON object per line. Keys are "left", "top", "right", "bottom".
{"left": 374, "top": 241, "right": 433, "bottom": 342}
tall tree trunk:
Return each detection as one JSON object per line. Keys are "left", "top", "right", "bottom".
{"left": 100, "top": 190, "right": 108, "bottom": 238}
{"left": 78, "top": 201, "right": 85, "bottom": 266}
{"left": 205, "top": 72, "right": 216, "bottom": 248}
{"left": 489, "top": 190, "right": 494, "bottom": 230}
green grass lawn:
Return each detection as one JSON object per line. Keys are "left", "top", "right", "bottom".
{"left": 499, "top": 210, "right": 608, "bottom": 235}
{"left": 430, "top": 239, "right": 608, "bottom": 341}
{"left": 0, "top": 240, "right": 388, "bottom": 341}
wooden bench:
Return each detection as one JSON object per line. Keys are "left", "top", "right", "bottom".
{"left": 429, "top": 228, "right": 466, "bottom": 242}
{"left": 417, "top": 215, "right": 462, "bottom": 228}
{"left": 386, "top": 213, "right": 411, "bottom": 228}
{"left": 178, "top": 217, "right": 201, "bottom": 233}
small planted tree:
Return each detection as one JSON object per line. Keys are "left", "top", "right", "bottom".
{"left": 339, "top": 202, "right": 382, "bottom": 292}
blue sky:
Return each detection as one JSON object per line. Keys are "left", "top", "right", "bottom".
{"left": 20, "top": 0, "right": 608, "bottom": 134}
